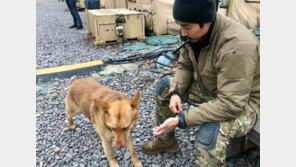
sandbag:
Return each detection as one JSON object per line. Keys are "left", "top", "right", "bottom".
{"left": 100, "top": 0, "right": 127, "bottom": 9}
{"left": 152, "top": 0, "right": 179, "bottom": 36}
{"left": 121, "top": 42, "right": 148, "bottom": 51}
{"left": 145, "top": 35, "right": 181, "bottom": 45}
{"left": 136, "top": 0, "right": 151, "bottom": 4}
{"left": 226, "top": 0, "right": 260, "bottom": 29}
{"left": 167, "top": 18, "right": 180, "bottom": 36}
{"left": 218, "top": 8, "right": 227, "bottom": 16}
{"left": 127, "top": 0, "right": 153, "bottom": 30}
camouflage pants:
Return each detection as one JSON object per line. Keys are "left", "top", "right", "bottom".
{"left": 155, "top": 79, "right": 258, "bottom": 167}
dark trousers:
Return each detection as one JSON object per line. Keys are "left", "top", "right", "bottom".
{"left": 65, "top": 0, "right": 82, "bottom": 26}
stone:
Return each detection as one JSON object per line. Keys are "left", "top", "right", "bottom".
{"left": 54, "top": 147, "right": 61, "bottom": 153}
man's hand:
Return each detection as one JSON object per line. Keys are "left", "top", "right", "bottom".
{"left": 153, "top": 117, "right": 179, "bottom": 136}
{"left": 169, "top": 94, "right": 182, "bottom": 114}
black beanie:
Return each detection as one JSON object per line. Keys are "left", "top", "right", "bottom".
{"left": 173, "top": 0, "right": 218, "bottom": 23}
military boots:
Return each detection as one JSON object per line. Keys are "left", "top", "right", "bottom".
{"left": 141, "top": 136, "right": 180, "bottom": 154}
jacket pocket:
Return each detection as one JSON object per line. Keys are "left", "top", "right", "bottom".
{"left": 222, "top": 53, "right": 249, "bottom": 79}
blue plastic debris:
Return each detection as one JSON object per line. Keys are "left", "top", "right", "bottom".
{"left": 121, "top": 42, "right": 148, "bottom": 51}
{"left": 36, "top": 84, "right": 48, "bottom": 97}
{"left": 251, "top": 28, "right": 260, "bottom": 36}
{"left": 145, "top": 35, "right": 181, "bottom": 45}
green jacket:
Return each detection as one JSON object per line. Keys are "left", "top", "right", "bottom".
{"left": 169, "top": 13, "right": 260, "bottom": 126}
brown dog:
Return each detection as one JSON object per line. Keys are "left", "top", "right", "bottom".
{"left": 65, "top": 78, "right": 143, "bottom": 167}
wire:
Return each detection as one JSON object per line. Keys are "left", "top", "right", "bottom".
{"left": 103, "top": 49, "right": 173, "bottom": 64}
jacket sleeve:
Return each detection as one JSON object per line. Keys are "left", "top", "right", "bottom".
{"left": 184, "top": 43, "right": 259, "bottom": 126}
{"left": 169, "top": 47, "right": 194, "bottom": 97}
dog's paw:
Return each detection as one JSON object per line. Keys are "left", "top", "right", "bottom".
{"left": 69, "top": 124, "right": 76, "bottom": 129}
{"left": 133, "top": 161, "right": 143, "bottom": 167}
{"left": 109, "top": 162, "right": 119, "bottom": 167}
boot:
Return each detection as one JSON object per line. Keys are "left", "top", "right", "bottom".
{"left": 141, "top": 136, "right": 180, "bottom": 154}
{"left": 76, "top": 25, "right": 83, "bottom": 29}
{"left": 69, "top": 25, "right": 78, "bottom": 28}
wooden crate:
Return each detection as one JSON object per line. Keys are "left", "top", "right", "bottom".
{"left": 86, "top": 9, "right": 145, "bottom": 45}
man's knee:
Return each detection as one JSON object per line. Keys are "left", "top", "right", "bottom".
{"left": 154, "top": 78, "right": 174, "bottom": 124}
{"left": 155, "top": 77, "right": 170, "bottom": 97}
{"left": 195, "top": 132, "right": 228, "bottom": 167}
{"left": 154, "top": 78, "right": 171, "bottom": 111}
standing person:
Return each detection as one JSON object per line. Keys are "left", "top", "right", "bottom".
{"left": 141, "top": 0, "right": 260, "bottom": 166}
{"left": 65, "top": 0, "right": 83, "bottom": 29}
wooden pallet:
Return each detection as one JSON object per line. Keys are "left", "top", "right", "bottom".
{"left": 86, "top": 32, "right": 146, "bottom": 46}
{"left": 94, "top": 39, "right": 123, "bottom": 46}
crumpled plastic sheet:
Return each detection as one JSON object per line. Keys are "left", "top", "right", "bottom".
{"left": 98, "top": 63, "right": 138, "bottom": 76}
{"left": 145, "top": 35, "right": 181, "bottom": 45}
{"left": 121, "top": 42, "right": 148, "bottom": 51}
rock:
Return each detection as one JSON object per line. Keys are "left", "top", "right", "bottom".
{"left": 156, "top": 154, "right": 162, "bottom": 160}
{"left": 124, "top": 152, "right": 130, "bottom": 160}
{"left": 169, "top": 159, "right": 175, "bottom": 165}
{"left": 152, "top": 164, "right": 161, "bottom": 167}
{"left": 83, "top": 147, "right": 89, "bottom": 152}
{"left": 39, "top": 161, "right": 44, "bottom": 167}
{"left": 189, "top": 136, "right": 195, "bottom": 142}
{"left": 54, "top": 147, "right": 61, "bottom": 153}
{"left": 194, "top": 160, "right": 199, "bottom": 165}
{"left": 61, "top": 146, "right": 69, "bottom": 153}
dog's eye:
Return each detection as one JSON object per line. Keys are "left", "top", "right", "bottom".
{"left": 111, "top": 127, "right": 116, "bottom": 131}
{"left": 123, "top": 127, "right": 128, "bottom": 131}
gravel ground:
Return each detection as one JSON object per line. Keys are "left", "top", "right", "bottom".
{"left": 36, "top": 0, "right": 260, "bottom": 166}
{"left": 36, "top": 0, "right": 124, "bottom": 69}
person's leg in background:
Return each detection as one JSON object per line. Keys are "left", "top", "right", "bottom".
{"left": 69, "top": 0, "right": 83, "bottom": 29}
{"left": 65, "top": 0, "right": 78, "bottom": 28}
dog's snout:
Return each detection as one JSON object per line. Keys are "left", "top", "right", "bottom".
{"left": 114, "top": 139, "right": 125, "bottom": 149}
{"left": 115, "top": 144, "right": 124, "bottom": 149}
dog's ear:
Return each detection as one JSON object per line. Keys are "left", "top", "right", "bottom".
{"left": 130, "top": 88, "right": 141, "bottom": 110}
{"left": 93, "top": 98, "right": 110, "bottom": 114}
